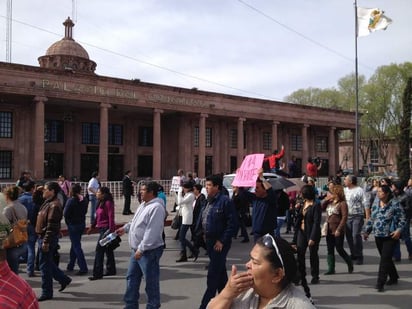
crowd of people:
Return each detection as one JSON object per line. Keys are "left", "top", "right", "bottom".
{"left": 1, "top": 163, "right": 412, "bottom": 308}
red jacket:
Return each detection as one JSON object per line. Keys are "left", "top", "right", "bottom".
{"left": 264, "top": 147, "right": 285, "bottom": 169}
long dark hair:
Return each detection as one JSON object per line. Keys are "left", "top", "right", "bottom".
{"left": 256, "top": 236, "right": 298, "bottom": 289}
{"left": 44, "top": 181, "right": 61, "bottom": 200}
{"left": 98, "top": 186, "right": 113, "bottom": 207}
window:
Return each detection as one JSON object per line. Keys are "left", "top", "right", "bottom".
{"left": 82, "top": 123, "right": 99, "bottom": 144}
{"left": 45, "top": 120, "right": 64, "bottom": 143}
{"left": 206, "top": 127, "right": 212, "bottom": 148}
{"left": 230, "top": 129, "right": 237, "bottom": 148}
{"left": 139, "top": 126, "right": 153, "bottom": 147}
{"left": 109, "top": 124, "right": 123, "bottom": 145}
{"left": 194, "top": 127, "right": 199, "bottom": 147}
{"left": 0, "top": 151, "right": 12, "bottom": 179}
{"left": 263, "top": 132, "right": 272, "bottom": 150}
{"left": 44, "top": 153, "right": 64, "bottom": 178}
{"left": 0, "top": 111, "right": 12, "bottom": 138}
{"left": 315, "top": 136, "right": 328, "bottom": 152}
{"left": 290, "top": 134, "right": 302, "bottom": 151}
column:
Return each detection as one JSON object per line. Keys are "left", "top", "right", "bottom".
{"left": 33, "top": 96, "right": 47, "bottom": 180}
{"left": 237, "top": 117, "right": 245, "bottom": 165}
{"left": 272, "top": 121, "right": 279, "bottom": 151}
{"left": 99, "top": 103, "right": 111, "bottom": 181}
{"left": 302, "top": 124, "right": 309, "bottom": 163}
{"left": 198, "top": 113, "right": 208, "bottom": 178}
{"left": 153, "top": 109, "right": 163, "bottom": 179}
{"left": 329, "top": 127, "right": 336, "bottom": 175}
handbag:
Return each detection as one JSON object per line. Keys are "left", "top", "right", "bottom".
{"left": 171, "top": 212, "right": 182, "bottom": 230}
{"left": 107, "top": 236, "right": 122, "bottom": 251}
{"left": 321, "top": 221, "right": 328, "bottom": 237}
{"left": 3, "top": 207, "right": 29, "bottom": 248}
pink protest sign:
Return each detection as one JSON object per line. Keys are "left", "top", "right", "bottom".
{"left": 231, "top": 154, "right": 264, "bottom": 187}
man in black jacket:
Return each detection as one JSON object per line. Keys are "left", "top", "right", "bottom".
{"left": 122, "top": 170, "right": 134, "bottom": 215}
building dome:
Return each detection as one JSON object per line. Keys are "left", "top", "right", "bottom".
{"left": 38, "top": 17, "right": 96, "bottom": 74}
{"left": 46, "top": 37, "right": 90, "bottom": 59}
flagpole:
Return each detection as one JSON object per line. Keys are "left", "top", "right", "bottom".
{"left": 354, "top": 0, "right": 360, "bottom": 176}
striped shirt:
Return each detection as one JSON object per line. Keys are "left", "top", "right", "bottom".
{"left": 0, "top": 261, "right": 39, "bottom": 309}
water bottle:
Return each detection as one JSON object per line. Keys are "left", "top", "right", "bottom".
{"left": 99, "top": 232, "right": 117, "bottom": 247}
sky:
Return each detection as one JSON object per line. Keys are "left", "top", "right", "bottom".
{"left": 0, "top": 0, "right": 410, "bottom": 101}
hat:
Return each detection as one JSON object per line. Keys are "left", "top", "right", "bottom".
{"left": 0, "top": 213, "right": 11, "bottom": 250}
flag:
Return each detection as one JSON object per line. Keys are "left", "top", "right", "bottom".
{"left": 357, "top": 7, "right": 392, "bottom": 37}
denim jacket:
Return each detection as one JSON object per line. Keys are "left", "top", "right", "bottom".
{"left": 199, "top": 192, "right": 238, "bottom": 246}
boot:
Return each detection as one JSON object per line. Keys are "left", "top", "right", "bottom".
{"left": 324, "top": 255, "right": 335, "bottom": 275}
{"left": 343, "top": 255, "right": 354, "bottom": 274}
{"left": 176, "top": 251, "right": 188, "bottom": 263}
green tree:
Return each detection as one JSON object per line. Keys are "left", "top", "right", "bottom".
{"left": 397, "top": 77, "right": 412, "bottom": 183}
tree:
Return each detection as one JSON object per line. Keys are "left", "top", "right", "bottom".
{"left": 397, "top": 77, "right": 412, "bottom": 183}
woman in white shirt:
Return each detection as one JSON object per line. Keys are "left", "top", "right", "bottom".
{"left": 176, "top": 182, "right": 198, "bottom": 262}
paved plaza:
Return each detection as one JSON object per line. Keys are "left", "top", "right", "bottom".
{"left": 19, "top": 200, "right": 412, "bottom": 309}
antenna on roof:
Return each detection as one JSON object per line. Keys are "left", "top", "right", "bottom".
{"left": 72, "top": 0, "right": 77, "bottom": 23}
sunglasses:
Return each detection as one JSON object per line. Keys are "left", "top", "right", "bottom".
{"left": 262, "top": 233, "right": 284, "bottom": 269}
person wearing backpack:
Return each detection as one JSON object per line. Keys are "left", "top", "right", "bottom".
{"left": 18, "top": 180, "right": 39, "bottom": 277}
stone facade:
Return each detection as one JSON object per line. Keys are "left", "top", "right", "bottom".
{"left": 0, "top": 19, "right": 356, "bottom": 181}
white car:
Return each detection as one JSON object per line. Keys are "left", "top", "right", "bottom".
{"left": 223, "top": 173, "right": 281, "bottom": 198}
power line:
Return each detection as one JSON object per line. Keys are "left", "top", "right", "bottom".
{"left": 0, "top": 14, "right": 282, "bottom": 101}
{"left": 237, "top": 0, "right": 375, "bottom": 72}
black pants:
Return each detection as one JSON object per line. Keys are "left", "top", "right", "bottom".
{"left": 296, "top": 229, "right": 319, "bottom": 281}
{"left": 123, "top": 195, "right": 131, "bottom": 213}
{"left": 375, "top": 237, "right": 399, "bottom": 286}
{"left": 326, "top": 233, "right": 351, "bottom": 261}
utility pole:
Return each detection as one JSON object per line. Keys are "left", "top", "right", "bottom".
{"left": 6, "top": 0, "right": 12, "bottom": 62}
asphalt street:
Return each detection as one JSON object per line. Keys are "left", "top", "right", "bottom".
{"left": 19, "top": 200, "right": 412, "bottom": 309}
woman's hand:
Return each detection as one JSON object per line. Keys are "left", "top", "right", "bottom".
{"left": 207, "top": 265, "right": 253, "bottom": 309}
{"left": 334, "top": 230, "right": 341, "bottom": 237}
{"left": 390, "top": 229, "right": 401, "bottom": 240}
{"left": 226, "top": 265, "right": 253, "bottom": 296}
{"left": 308, "top": 239, "right": 315, "bottom": 247}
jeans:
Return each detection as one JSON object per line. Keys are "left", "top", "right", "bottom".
{"left": 179, "top": 224, "right": 196, "bottom": 254}
{"left": 124, "top": 246, "right": 164, "bottom": 309}
{"left": 27, "top": 224, "right": 38, "bottom": 274}
{"left": 92, "top": 228, "right": 116, "bottom": 278}
{"left": 375, "top": 237, "right": 399, "bottom": 286}
{"left": 6, "top": 243, "right": 27, "bottom": 274}
{"left": 345, "top": 215, "right": 364, "bottom": 260}
{"left": 67, "top": 223, "right": 88, "bottom": 272}
{"left": 39, "top": 237, "right": 71, "bottom": 298}
{"left": 199, "top": 238, "right": 231, "bottom": 309}
{"left": 275, "top": 217, "right": 286, "bottom": 237}
{"left": 89, "top": 194, "right": 97, "bottom": 225}
{"left": 393, "top": 216, "right": 412, "bottom": 259}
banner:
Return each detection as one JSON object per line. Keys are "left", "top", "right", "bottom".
{"left": 232, "top": 153, "right": 264, "bottom": 187}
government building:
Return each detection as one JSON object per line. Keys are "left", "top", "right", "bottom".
{"left": 0, "top": 18, "right": 356, "bottom": 181}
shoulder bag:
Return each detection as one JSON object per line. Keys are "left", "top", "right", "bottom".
{"left": 3, "top": 207, "right": 29, "bottom": 249}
